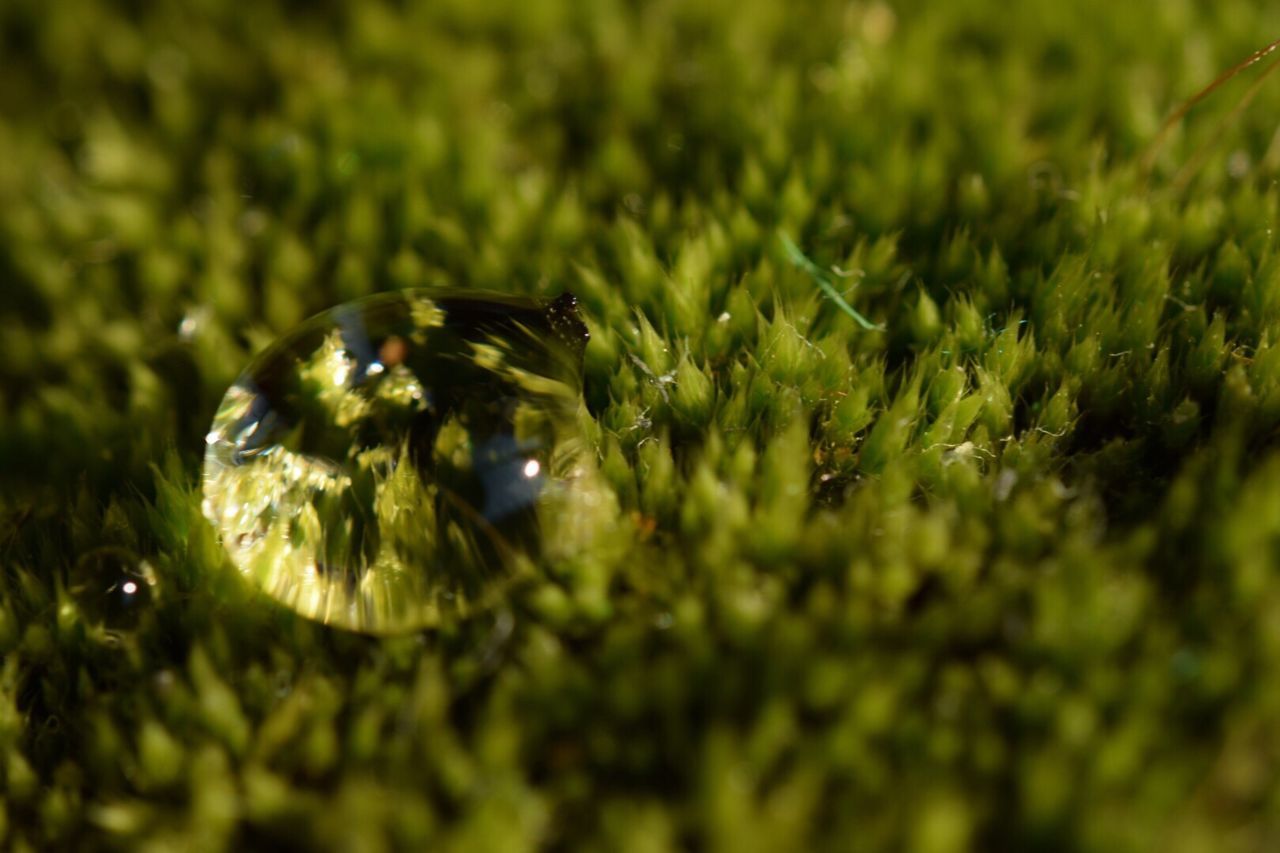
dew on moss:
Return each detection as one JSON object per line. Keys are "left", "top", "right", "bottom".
{"left": 201, "top": 289, "right": 598, "bottom": 633}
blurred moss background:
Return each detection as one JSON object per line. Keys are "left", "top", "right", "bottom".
{"left": 5, "top": 0, "right": 1280, "bottom": 849}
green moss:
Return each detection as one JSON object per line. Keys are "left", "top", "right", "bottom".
{"left": 5, "top": 0, "right": 1280, "bottom": 848}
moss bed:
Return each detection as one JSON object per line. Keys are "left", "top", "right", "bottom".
{"left": 4, "top": 0, "right": 1280, "bottom": 849}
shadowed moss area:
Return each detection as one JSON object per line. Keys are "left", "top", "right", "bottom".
{"left": 4, "top": 0, "right": 1280, "bottom": 849}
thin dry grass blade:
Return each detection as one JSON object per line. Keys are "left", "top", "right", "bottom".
{"left": 1171, "top": 53, "right": 1280, "bottom": 192}
{"left": 1142, "top": 37, "right": 1280, "bottom": 176}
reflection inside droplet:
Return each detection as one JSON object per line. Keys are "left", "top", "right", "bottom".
{"left": 201, "top": 289, "right": 599, "bottom": 633}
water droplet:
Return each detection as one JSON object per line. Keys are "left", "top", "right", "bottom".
{"left": 202, "top": 289, "right": 598, "bottom": 633}
{"left": 68, "top": 548, "right": 157, "bottom": 631}
{"left": 178, "top": 305, "right": 212, "bottom": 340}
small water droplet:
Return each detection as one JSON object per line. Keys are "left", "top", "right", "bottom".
{"left": 202, "top": 289, "right": 600, "bottom": 633}
{"left": 178, "top": 305, "right": 212, "bottom": 340}
{"left": 68, "top": 548, "right": 157, "bottom": 631}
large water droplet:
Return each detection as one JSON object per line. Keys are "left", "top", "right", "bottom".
{"left": 68, "top": 547, "right": 157, "bottom": 631}
{"left": 201, "top": 289, "right": 597, "bottom": 633}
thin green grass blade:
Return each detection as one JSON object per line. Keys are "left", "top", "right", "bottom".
{"left": 778, "top": 232, "right": 885, "bottom": 332}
